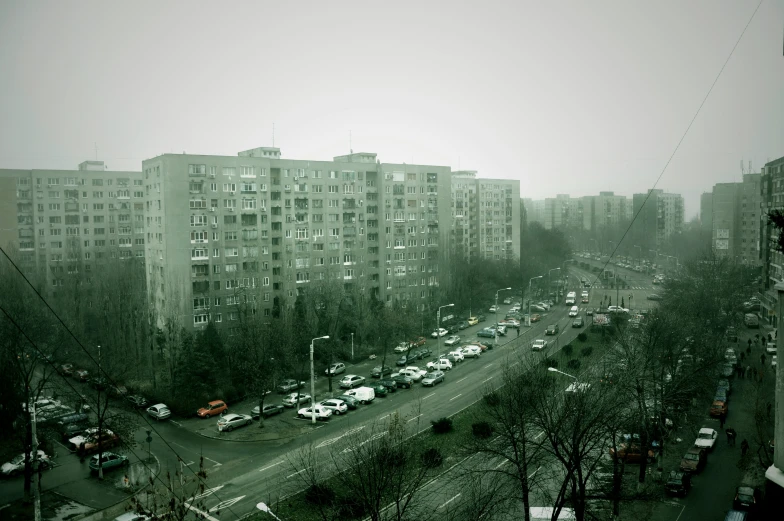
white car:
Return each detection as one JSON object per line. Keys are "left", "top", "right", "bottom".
{"left": 319, "top": 399, "right": 348, "bottom": 415}
{"left": 2, "top": 450, "right": 52, "bottom": 477}
{"left": 281, "top": 392, "right": 311, "bottom": 408}
{"left": 217, "top": 413, "right": 253, "bottom": 432}
{"left": 531, "top": 339, "right": 548, "bottom": 351}
{"left": 693, "top": 428, "right": 718, "bottom": 451}
{"left": 146, "top": 403, "right": 171, "bottom": 421}
{"left": 298, "top": 405, "right": 332, "bottom": 421}
{"left": 426, "top": 359, "right": 453, "bottom": 371}
{"left": 766, "top": 343, "right": 777, "bottom": 355}
{"left": 489, "top": 305, "right": 498, "bottom": 313}
{"left": 393, "top": 342, "right": 411, "bottom": 353}
{"left": 398, "top": 368, "right": 425, "bottom": 382}
{"left": 431, "top": 328, "right": 448, "bottom": 338}
{"left": 607, "top": 306, "right": 629, "bottom": 313}
{"left": 22, "top": 398, "right": 61, "bottom": 413}
{"left": 444, "top": 335, "right": 461, "bottom": 346}
{"left": 461, "top": 346, "right": 481, "bottom": 358}
{"left": 448, "top": 350, "right": 465, "bottom": 362}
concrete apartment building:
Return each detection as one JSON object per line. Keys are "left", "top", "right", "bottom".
{"left": 630, "top": 189, "right": 684, "bottom": 251}
{"left": 759, "top": 156, "right": 784, "bottom": 325}
{"left": 700, "top": 191, "right": 713, "bottom": 232}
{"left": 580, "top": 192, "right": 633, "bottom": 231}
{"left": 450, "top": 171, "right": 520, "bottom": 262}
{"left": 0, "top": 161, "right": 145, "bottom": 290}
{"left": 141, "top": 148, "right": 453, "bottom": 331}
{"left": 706, "top": 173, "right": 761, "bottom": 265}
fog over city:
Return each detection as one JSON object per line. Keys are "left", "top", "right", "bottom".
{"left": 1, "top": 1, "right": 782, "bottom": 215}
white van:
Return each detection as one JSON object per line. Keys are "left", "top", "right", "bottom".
{"left": 569, "top": 305, "right": 579, "bottom": 317}
{"left": 346, "top": 386, "right": 375, "bottom": 404}
{"left": 566, "top": 292, "right": 576, "bottom": 305}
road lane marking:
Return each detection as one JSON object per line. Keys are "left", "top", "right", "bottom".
{"left": 438, "top": 493, "right": 461, "bottom": 509}
{"left": 449, "top": 394, "right": 462, "bottom": 401}
{"left": 423, "top": 393, "right": 435, "bottom": 400}
{"left": 185, "top": 503, "right": 219, "bottom": 521}
{"left": 482, "top": 377, "right": 493, "bottom": 383}
{"left": 209, "top": 496, "right": 246, "bottom": 513}
{"left": 259, "top": 461, "right": 284, "bottom": 472}
{"left": 169, "top": 420, "right": 181, "bottom": 427}
{"left": 182, "top": 460, "right": 195, "bottom": 466}
{"left": 193, "top": 485, "right": 224, "bottom": 499}
{"left": 483, "top": 363, "right": 493, "bottom": 369}
{"left": 203, "top": 456, "right": 222, "bottom": 467}
{"left": 456, "top": 377, "right": 467, "bottom": 384}
{"left": 286, "top": 468, "right": 307, "bottom": 479}
{"left": 380, "top": 414, "right": 390, "bottom": 421}
{"left": 407, "top": 414, "right": 422, "bottom": 423}
{"left": 494, "top": 459, "right": 508, "bottom": 469}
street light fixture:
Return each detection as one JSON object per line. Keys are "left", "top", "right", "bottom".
{"left": 437, "top": 303, "right": 454, "bottom": 357}
{"left": 309, "top": 335, "right": 330, "bottom": 425}
{"left": 547, "top": 366, "right": 578, "bottom": 382}
{"left": 257, "top": 502, "right": 284, "bottom": 521}
{"left": 526, "top": 276, "right": 543, "bottom": 327}
{"left": 494, "top": 288, "right": 512, "bottom": 347}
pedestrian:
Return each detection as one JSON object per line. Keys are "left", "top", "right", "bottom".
{"left": 517, "top": 328, "right": 520, "bottom": 338}
{"left": 726, "top": 428, "right": 737, "bottom": 446}
{"left": 746, "top": 365, "right": 752, "bottom": 378}
{"left": 720, "top": 414, "right": 726, "bottom": 429}
{"left": 761, "top": 353, "right": 767, "bottom": 366}
{"left": 767, "top": 402, "right": 773, "bottom": 418}
{"left": 741, "top": 439, "right": 749, "bottom": 456}
{"left": 748, "top": 338, "right": 753, "bottom": 349}
{"left": 747, "top": 345, "right": 752, "bottom": 356}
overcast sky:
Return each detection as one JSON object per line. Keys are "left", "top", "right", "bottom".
{"left": 1, "top": 1, "right": 782, "bottom": 218}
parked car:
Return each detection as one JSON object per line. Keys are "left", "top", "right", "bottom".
{"left": 75, "top": 369, "right": 90, "bottom": 382}
{"left": 345, "top": 386, "right": 375, "bottom": 404}
{"left": 127, "top": 395, "right": 148, "bottom": 409}
{"left": 694, "top": 428, "right": 718, "bottom": 451}
{"left": 457, "top": 321, "right": 469, "bottom": 330}
{"left": 197, "top": 400, "right": 227, "bottom": 419}
{"left": 54, "top": 414, "right": 90, "bottom": 440}
{"left": 251, "top": 403, "right": 284, "bottom": 419}
{"left": 714, "top": 388, "right": 729, "bottom": 403}
{"left": 609, "top": 443, "right": 656, "bottom": 464}
{"left": 371, "top": 383, "right": 388, "bottom": 396}
{"left": 378, "top": 378, "right": 399, "bottom": 393}
{"left": 531, "top": 339, "right": 548, "bottom": 351}
{"left": 545, "top": 324, "right": 559, "bottom": 336}
{"left": 421, "top": 371, "right": 445, "bottom": 386}
{"left": 319, "top": 399, "right": 348, "bottom": 415}
{"left": 431, "top": 328, "right": 448, "bottom": 338}
{"left": 403, "top": 366, "right": 427, "bottom": 379}
{"left": 391, "top": 374, "right": 413, "bottom": 388}
{"left": 370, "top": 365, "right": 393, "bottom": 378}
{"left": 75, "top": 429, "right": 120, "bottom": 455}
{"left": 572, "top": 317, "right": 584, "bottom": 328}
{"left": 276, "top": 379, "right": 305, "bottom": 394}
{"left": 396, "top": 355, "right": 414, "bottom": 366}
{"left": 413, "top": 347, "right": 432, "bottom": 360}
{"left": 297, "top": 406, "right": 332, "bottom": 421}
{"left": 717, "top": 378, "right": 732, "bottom": 396}
{"left": 489, "top": 305, "right": 498, "bottom": 313}
{"left": 679, "top": 447, "right": 707, "bottom": 473}
{"left": 447, "top": 350, "right": 465, "bottom": 363}
{"left": 426, "top": 359, "right": 453, "bottom": 371}
{"left": 410, "top": 337, "right": 427, "bottom": 348}
{"left": 664, "top": 470, "right": 691, "bottom": 497}
{"left": 709, "top": 400, "right": 728, "bottom": 418}
{"left": 721, "top": 363, "right": 734, "bottom": 378}
{"left": 647, "top": 294, "right": 662, "bottom": 301}
{"left": 58, "top": 363, "right": 74, "bottom": 376}
{"left": 461, "top": 345, "right": 482, "bottom": 358}
{"left": 146, "top": 403, "right": 171, "bottom": 421}
{"left": 467, "top": 316, "right": 479, "bottom": 326}
{"left": 88, "top": 452, "right": 129, "bottom": 474}
{"left": 325, "top": 362, "right": 346, "bottom": 376}
{"left": 336, "top": 394, "right": 360, "bottom": 409}
{"left": 529, "top": 313, "right": 541, "bottom": 322}
{"left": 477, "top": 328, "right": 495, "bottom": 338}
{"left": 444, "top": 335, "right": 461, "bottom": 346}
{"left": 494, "top": 325, "right": 507, "bottom": 336}
{"left": 282, "top": 392, "right": 312, "bottom": 408}
{"left": 530, "top": 304, "right": 546, "bottom": 312}
{"left": 1, "top": 450, "right": 52, "bottom": 477}
{"left": 503, "top": 297, "right": 512, "bottom": 304}
{"left": 733, "top": 486, "right": 761, "bottom": 512}
{"left": 477, "top": 314, "right": 487, "bottom": 322}
{"left": 393, "top": 342, "right": 411, "bottom": 354}
{"left": 339, "top": 374, "right": 365, "bottom": 389}
{"left": 217, "top": 413, "right": 253, "bottom": 432}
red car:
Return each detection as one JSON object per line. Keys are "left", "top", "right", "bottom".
{"left": 530, "top": 314, "right": 541, "bottom": 323}
{"left": 609, "top": 443, "right": 656, "bottom": 464}
{"left": 709, "top": 400, "right": 728, "bottom": 418}
{"left": 409, "top": 337, "right": 427, "bottom": 348}
{"left": 197, "top": 400, "right": 228, "bottom": 418}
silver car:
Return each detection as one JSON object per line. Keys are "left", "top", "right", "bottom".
{"left": 422, "top": 371, "right": 445, "bottom": 387}
{"left": 281, "top": 392, "right": 311, "bottom": 408}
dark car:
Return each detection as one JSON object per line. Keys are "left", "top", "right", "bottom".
{"left": 477, "top": 314, "right": 487, "bottom": 322}
{"left": 477, "top": 328, "right": 495, "bottom": 338}
{"left": 126, "top": 395, "right": 148, "bottom": 409}
{"left": 56, "top": 416, "right": 91, "bottom": 440}
{"left": 647, "top": 294, "right": 662, "bottom": 301}
{"left": 679, "top": 447, "right": 706, "bottom": 473}
{"left": 457, "top": 321, "right": 469, "bottom": 330}
{"left": 586, "top": 308, "right": 594, "bottom": 316}
{"left": 664, "top": 470, "right": 691, "bottom": 497}
{"left": 378, "top": 379, "right": 398, "bottom": 393}
{"left": 370, "top": 365, "right": 393, "bottom": 378}
{"left": 413, "top": 347, "right": 432, "bottom": 360}
{"left": 372, "top": 383, "right": 388, "bottom": 396}
{"left": 717, "top": 378, "right": 731, "bottom": 396}
{"left": 337, "top": 394, "right": 359, "bottom": 409}
{"left": 733, "top": 486, "right": 760, "bottom": 512}
{"left": 391, "top": 375, "right": 413, "bottom": 389}
{"left": 276, "top": 379, "right": 305, "bottom": 393}
{"left": 721, "top": 363, "right": 734, "bottom": 378}
{"left": 545, "top": 324, "right": 559, "bottom": 336}
{"left": 396, "top": 355, "right": 412, "bottom": 367}
{"left": 714, "top": 388, "right": 729, "bottom": 403}
{"left": 89, "top": 377, "right": 108, "bottom": 390}
{"left": 251, "top": 403, "right": 284, "bottom": 419}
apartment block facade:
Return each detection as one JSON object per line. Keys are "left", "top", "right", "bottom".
{"left": 706, "top": 174, "right": 761, "bottom": 265}
{"left": 0, "top": 161, "right": 145, "bottom": 290}
{"left": 141, "top": 149, "right": 453, "bottom": 331}
{"left": 580, "top": 192, "right": 633, "bottom": 231}
{"left": 450, "top": 171, "right": 520, "bottom": 261}
{"left": 630, "top": 189, "right": 684, "bottom": 251}
{"left": 759, "top": 156, "right": 784, "bottom": 326}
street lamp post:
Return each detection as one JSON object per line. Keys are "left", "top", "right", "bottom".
{"left": 437, "top": 303, "right": 454, "bottom": 357}
{"left": 548, "top": 269, "right": 560, "bottom": 300}
{"left": 561, "top": 259, "right": 574, "bottom": 294}
{"left": 309, "top": 336, "right": 330, "bottom": 425}
{"left": 495, "top": 288, "right": 512, "bottom": 348}
{"left": 527, "top": 276, "right": 543, "bottom": 327}
{"left": 257, "top": 502, "right": 284, "bottom": 521}
{"left": 547, "top": 366, "right": 578, "bottom": 382}
{"left": 351, "top": 333, "right": 354, "bottom": 361}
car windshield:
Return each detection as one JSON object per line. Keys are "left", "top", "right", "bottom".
{"left": 684, "top": 453, "right": 698, "bottom": 460}
{"left": 424, "top": 373, "right": 437, "bottom": 379}
{"left": 10, "top": 454, "right": 25, "bottom": 465}
{"left": 698, "top": 432, "right": 712, "bottom": 439}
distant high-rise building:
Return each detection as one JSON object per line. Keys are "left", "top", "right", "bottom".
{"left": 704, "top": 174, "right": 760, "bottom": 265}
{"left": 580, "top": 192, "right": 632, "bottom": 231}
{"left": 450, "top": 171, "right": 520, "bottom": 262}
{"left": 759, "top": 156, "right": 784, "bottom": 323}
{"left": 0, "top": 162, "right": 145, "bottom": 291}
{"left": 700, "top": 192, "right": 713, "bottom": 231}
{"left": 630, "top": 189, "right": 684, "bottom": 251}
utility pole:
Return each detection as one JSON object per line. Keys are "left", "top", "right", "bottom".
{"left": 32, "top": 404, "right": 41, "bottom": 521}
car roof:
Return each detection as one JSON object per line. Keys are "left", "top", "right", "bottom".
{"left": 698, "top": 427, "right": 715, "bottom": 434}
{"left": 150, "top": 403, "right": 168, "bottom": 409}
{"left": 208, "top": 400, "right": 225, "bottom": 405}
{"left": 222, "top": 413, "right": 241, "bottom": 420}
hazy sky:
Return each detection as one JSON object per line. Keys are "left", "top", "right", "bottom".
{"left": 1, "top": 1, "right": 782, "bottom": 218}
